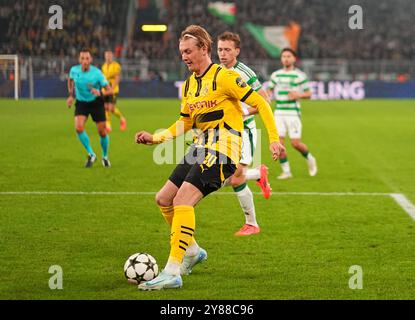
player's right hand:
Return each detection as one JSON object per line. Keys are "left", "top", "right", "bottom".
{"left": 66, "top": 96, "right": 74, "bottom": 108}
{"left": 270, "top": 141, "right": 286, "bottom": 161}
{"left": 135, "top": 131, "right": 154, "bottom": 145}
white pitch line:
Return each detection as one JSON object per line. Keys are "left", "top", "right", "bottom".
{"left": 390, "top": 193, "right": 415, "bottom": 221}
{"left": 0, "top": 191, "right": 392, "bottom": 196}
{"left": 0, "top": 191, "right": 157, "bottom": 195}
{"left": 1, "top": 191, "right": 413, "bottom": 221}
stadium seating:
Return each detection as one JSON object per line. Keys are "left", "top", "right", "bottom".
{"left": 0, "top": 0, "right": 127, "bottom": 57}
{"left": 1, "top": 0, "right": 414, "bottom": 61}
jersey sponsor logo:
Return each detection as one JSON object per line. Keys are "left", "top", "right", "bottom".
{"left": 186, "top": 100, "right": 218, "bottom": 112}
{"left": 236, "top": 77, "right": 247, "bottom": 88}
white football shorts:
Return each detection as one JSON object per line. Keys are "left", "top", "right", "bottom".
{"left": 274, "top": 113, "right": 302, "bottom": 139}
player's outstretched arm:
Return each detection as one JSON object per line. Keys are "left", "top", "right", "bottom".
{"left": 135, "top": 116, "right": 192, "bottom": 146}
{"left": 221, "top": 70, "right": 285, "bottom": 160}
{"left": 245, "top": 88, "right": 271, "bottom": 116}
{"left": 244, "top": 90, "right": 285, "bottom": 160}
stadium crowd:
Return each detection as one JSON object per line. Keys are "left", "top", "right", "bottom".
{"left": 0, "top": 0, "right": 413, "bottom": 61}
{"left": 127, "top": 0, "right": 415, "bottom": 61}
{"left": 0, "top": 0, "right": 123, "bottom": 57}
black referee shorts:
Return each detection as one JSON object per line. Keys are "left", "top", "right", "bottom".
{"left": 75, "top": 98, "right": 106, "bottom": 123}
{"left": 169, "top": 146, "right": 237, "bottom": 197}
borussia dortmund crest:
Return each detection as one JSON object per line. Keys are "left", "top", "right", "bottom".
{"left": 200, "top": 85, "right": 209, "bottom": 97}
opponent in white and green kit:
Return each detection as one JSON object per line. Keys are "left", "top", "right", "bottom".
{"left": 268, "top": 48, "right": 317, "bottom": 179}
{"left": 218, "top": 32, "right": 272, "bottom": 236}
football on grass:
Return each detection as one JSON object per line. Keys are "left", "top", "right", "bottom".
{"left": 124, "top": 253, "right": 159, "bottom": 285}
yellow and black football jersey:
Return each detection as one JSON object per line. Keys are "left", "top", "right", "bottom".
{"left": 153, "top": 63, "right": 279, "bottom": 164}
{"left": 102, "top": 61, "right": 121, "bottom": 94}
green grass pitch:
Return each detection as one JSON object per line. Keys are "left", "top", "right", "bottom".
{"left": 0, "top": 98, "right": 414, "bottom": 300}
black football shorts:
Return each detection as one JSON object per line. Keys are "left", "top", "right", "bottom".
{"left": 74, "top": 98, "right": 106, "bottom": 123}
{"left": 169, "top": 146, "right": 237, "bottom": 197}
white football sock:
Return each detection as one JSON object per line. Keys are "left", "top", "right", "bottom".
{"left": 245, "top": 167, "right": 261, "bottom": 181}
{"left": 235, "top": 184, "right": 258, "bottom": 227}
{"left": 185, "top": 239, "right": 200, "bottom": 257}
{"left": 307, "top": 153, "right": 315, "bottom": 162}
{"left": 164, "top": 258, "right": 181, "bottom": 276}
{"left": 281, "top": 161, "right": 291, "bottom": 174}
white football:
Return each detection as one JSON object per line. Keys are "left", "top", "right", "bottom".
{"left": 124, "top": 253, "right": 159, "bottom": 285}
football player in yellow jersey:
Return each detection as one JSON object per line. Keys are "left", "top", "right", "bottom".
{"left": 102, "top": 50, "right": 127, "bottom": 133}
{"left": 135, "top": 25, "right": 285, "bottom": 291}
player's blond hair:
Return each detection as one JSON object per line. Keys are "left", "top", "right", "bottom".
{"left": 180, "top": 25, "right": 213, "bottom": 55}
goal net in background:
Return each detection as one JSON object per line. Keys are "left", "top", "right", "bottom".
{"left": 0, "top": 55, "right": 19, "bottom": 100}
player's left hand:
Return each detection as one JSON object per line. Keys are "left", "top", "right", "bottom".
{"left": 269, "top": 141, "right": 285, "bottom": 160}
{"left": 66, "top": 96, "right": 74, "bottom": 108}
{"left": 288, "top": 91, "right": 302, "bottom": 100}
{"left": 90, "top": 88, "right": 101, "bottom": 97}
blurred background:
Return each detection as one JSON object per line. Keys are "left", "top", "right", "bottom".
{"left": 0, "top": 0, "right": 414, "bottom": 99}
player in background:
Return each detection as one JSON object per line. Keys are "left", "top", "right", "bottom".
{"left": 102, "top": 50, "right": 127, "bottom": 133}
{"left": 268, "top": 48, "right": 317, "bottom": 179}
{"left": 217, "top": 31, "right": 271, "bottom": 236}
{"left": 67, "top": 49, "right": 113, "bottom": 168}
{"left": 135, "top": 25, "right": 284, "bottom": 290}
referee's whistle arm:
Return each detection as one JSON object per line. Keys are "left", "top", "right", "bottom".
{"left": 90, "top": 89, "right": 101, "bottom": 96}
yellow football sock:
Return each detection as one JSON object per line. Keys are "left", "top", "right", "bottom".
{"left": 113, "top": 107, "right": 124, "bottom": 119}
{"left": 159, "top": 205, "right": 197, "bottom": 247}
{"left": 105, "top": 111, "right": 112, "bottom": 127}
{"left": 169, "top": 205, "right": 195, "bottom": 264}
{"left": 159, "top": 205, "right": 174, "bottom": 225}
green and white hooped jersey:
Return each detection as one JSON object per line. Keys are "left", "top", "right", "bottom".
{"left": 268, "top": 68, "right": 310, "bottom": 116}
{"left": 228, "top": 61, "right": 262, "bottom": 128}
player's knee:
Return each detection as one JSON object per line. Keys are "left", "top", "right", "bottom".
{"left": 75, "top": 126, "right": 84, "bottom": 134}
{"left": 155, "top": 191, "right": 172, "bottom": 207}
{"left": 98, "top": 128, "right": 107, "bottom": 137}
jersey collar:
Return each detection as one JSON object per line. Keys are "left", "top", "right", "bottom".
{"left": 194, "top": 63, "right": 214, "bottom": 79}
